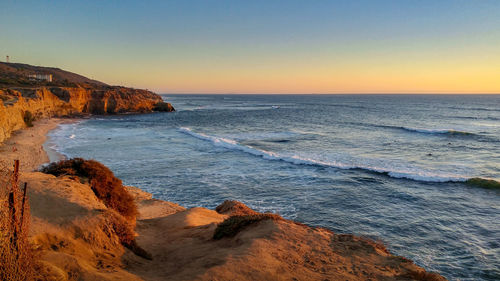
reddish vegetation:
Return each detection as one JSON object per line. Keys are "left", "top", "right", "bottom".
{"left": 40, "top": 158, "right": 154, "bottom": 260}
{"left": 41, "top": 158, "right": 138, "bottom": 221}
{"left": 213, "top": 213, "right": 282, "bottom": 240}
{"left": 0, "top": 160, "right": 34, "bottom": 281}
{"left": 103, "top": 209, "right": 152, "bottom": 260}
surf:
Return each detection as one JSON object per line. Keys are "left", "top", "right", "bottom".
{"left": 177, "top": 127, "right": 496, "bottom": 184}
{"left": 400, "top": 127, "right": 475, "bottom": 136}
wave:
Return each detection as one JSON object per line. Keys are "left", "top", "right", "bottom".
{"left": 178, "top": 127, "right": 481, "bottom": 183}
{"left": 347, "top": 122, "right": 482, "bottom": 138}
{"left": 446, "top": 106, "right": 500, "bottom": 112}
{"left": 465, "top": 178, "right": 500, "bottom": 190}
{"left": 225, "top": 131, "right": 301, "bottom": 142}
{"left": 399, "top": 127, "right": 475, "bottom": 136}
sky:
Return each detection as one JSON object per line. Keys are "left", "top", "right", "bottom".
{"left": 1, "top": 0, "right": 499, "bottom": 94}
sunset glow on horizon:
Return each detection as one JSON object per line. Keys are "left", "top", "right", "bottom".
{"left": 1, "top": 0, "right": 499, "bottom": 94}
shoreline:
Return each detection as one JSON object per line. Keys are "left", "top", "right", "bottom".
{"left": 41, "top": 120, "right": 76, "bottom": 164}
{"left": 0, "top": 118, "right": 72, "bottom": 171}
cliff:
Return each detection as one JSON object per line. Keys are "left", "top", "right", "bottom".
{"left": 0, "top": 86, "right": 174, "bottom": 143}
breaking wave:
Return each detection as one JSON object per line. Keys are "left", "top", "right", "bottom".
{"left": 178, "top": 127, "right": 489, "bottom": 184}
{"left": 400, "top": 127, "right": 475, "bottom": 136}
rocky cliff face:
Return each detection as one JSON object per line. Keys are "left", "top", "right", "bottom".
{"left": 0, "top": 86, "right": 174, "bottom": 143}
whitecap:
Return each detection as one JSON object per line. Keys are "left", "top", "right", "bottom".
{"left": 401, "top": 127, "right": 474, "bottom": 136}
{"left": 178, "top": 127, "right": 471, "bottom": 183}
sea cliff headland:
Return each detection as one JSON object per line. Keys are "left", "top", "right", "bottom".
{"left": 0, "top": 62, "right": 174, "bottom": 143}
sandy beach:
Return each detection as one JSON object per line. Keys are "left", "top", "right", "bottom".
{"left": 0, "top": 118, "right": 68, "bottom": 171}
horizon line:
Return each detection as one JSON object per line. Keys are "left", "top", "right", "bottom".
{"left": 158, "top": 92, "right": 500, "bottom": 95}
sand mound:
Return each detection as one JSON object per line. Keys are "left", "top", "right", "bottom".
{"left": 125, "top": 201, "right": 445, "bottom": 281}
{"left": 215, "top": 200, "right": 259, "bottom": 216}
{"left": 21, "top": 170, "right": 142, "bottom": 281}
{"left": 126, "top": 186, "right": 185, "bottom": 220}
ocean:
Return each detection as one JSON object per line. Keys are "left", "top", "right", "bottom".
{"left": 47, "top": 94, "right": 499, "bottom": 280}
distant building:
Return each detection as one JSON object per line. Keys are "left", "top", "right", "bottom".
{"left": 28, "top": 73, "right": 53, "bottom": 82}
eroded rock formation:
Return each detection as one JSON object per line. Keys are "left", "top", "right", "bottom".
{"left": 0, "top": 86, "right": 174, "bottom": 143}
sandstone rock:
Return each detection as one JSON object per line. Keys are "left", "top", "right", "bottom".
{"left": 153, "top": 101, "right": 175, "bottom": 112}
{"left": 0, "top": 86, "right": 173, "bottom": 143}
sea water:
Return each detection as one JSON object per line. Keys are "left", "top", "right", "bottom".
{"left": 47, "top": 94, "right": 500, "bottom": 280}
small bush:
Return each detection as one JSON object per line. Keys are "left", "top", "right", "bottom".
{"left": 23, "top": 110, "right": 35, "bottom": 127}
{"left": 103, "top": 210, "right": 135, "bottom": 245}
{"left": 103, "top": 209, "right": 152, "bottom": 260}
{"left": 41, "top": 158, "right": 138, "bottom": 220}
{"left": 213, "top": 213, "right": 282, "bottom": 240}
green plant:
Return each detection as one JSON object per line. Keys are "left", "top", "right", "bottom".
{"left": 41, "top": 158, "right": 138, "bottom": 220}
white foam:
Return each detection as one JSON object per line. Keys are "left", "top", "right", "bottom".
{"left": 69, "top": 134, "right": 76, "bottom": 139}
{"left": 179, "top": 127, "right": 470, "bottom": 183}
{"left": 225, "top": 131, "right": 300, "bottom": 141}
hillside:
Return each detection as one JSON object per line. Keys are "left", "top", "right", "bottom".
{"left": 0, "top": 63, "right": 175, "bottom": 143}
{"left": 0, "top": 62, "right": 108, "bottom": 88}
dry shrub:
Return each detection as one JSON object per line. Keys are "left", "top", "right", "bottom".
{"left": 0, "top": 160, "right": 34, "bottom": 280}
{"left": 103, "top": 210, "right": 151, "bottom": 260}
{"left": 213, "top": 213, "right": 282, "bottom": 240}
{"left": 102, "top": 210, "right": 135, "bottom": 246}
{"left": 41, "top": 158, "right": 138, "bottom": 220}
{"left": 41, "top": 159, "right": 150, "bottom": 259}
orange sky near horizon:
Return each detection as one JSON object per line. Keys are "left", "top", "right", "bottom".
{"left": 106, "top": 47, "right": 500, "bottom": 94}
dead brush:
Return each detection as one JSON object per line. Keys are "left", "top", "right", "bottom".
{"left": 213, "top": 213, "right": 282, "bottom": 240}
{"left": 0, "top": 160, "right": 34, "bottom": 280}
{"left": 41, "top": 158, "right": 151, "bottom": 259}
{"left": 41, "top": 158, "right": 138, "bottom": 221}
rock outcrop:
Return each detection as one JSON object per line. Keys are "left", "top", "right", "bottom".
{"left": 0, "top": 86, "right": 174, "bottom": 143}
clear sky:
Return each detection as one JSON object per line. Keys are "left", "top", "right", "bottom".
{"left": 1, "top": 0, "right": 499, "bottom": 94}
